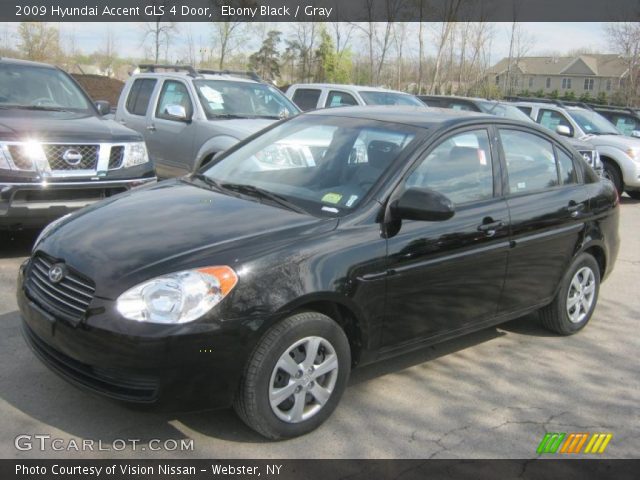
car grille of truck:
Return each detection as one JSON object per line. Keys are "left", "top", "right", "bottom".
{"left": 578, "top": 150, "right": 595, "bottom": 167}
{"left": 108, "top": 146, "right": 125, "bottom": 169}
{"left": 42, "top": 144, "right": 100, "bottom": 170}
{"left": 26, "top": 254, "right": 95, "bottom": 323}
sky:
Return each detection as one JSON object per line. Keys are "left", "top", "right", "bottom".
{"left": 0, "top": 22, "right": 612, "bottom": 64}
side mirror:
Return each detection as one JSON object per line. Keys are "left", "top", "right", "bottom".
{"left": 94, "top": 100, "right": 111, "bottom": 116}
{"left": 164, "top": 104, "right": 188, "bottom": 121}
{"left": 390, "top": 187, "right": 455, "bottom": 222}
{"left": 631, "top": 130, "right": 640, "bottom": 138}
{"left": 556, "top": 124, "right": 571, "bottom": 137}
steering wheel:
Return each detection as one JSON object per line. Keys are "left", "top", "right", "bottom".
{"left": 30, "top": 97, "right": 57, "bottom": 107}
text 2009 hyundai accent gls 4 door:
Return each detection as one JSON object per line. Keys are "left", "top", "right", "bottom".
{"left": 18, "top": 106, "right": 619, "bottom": 439}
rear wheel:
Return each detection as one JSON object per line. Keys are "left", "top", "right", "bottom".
{"left": 602, "top": 160, "right": 623, "bottom": 194}
{"left": 539, "top": 253, "right": 600, "bottom": 335}
{"left": 234, "top": 312, "right": 350, "bottom": 439}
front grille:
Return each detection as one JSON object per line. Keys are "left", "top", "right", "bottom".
{"left": 578, "top": 150, "right": 595, "bottom": 167}
{"left": 26, "top": 254, "right": 95, "bottom": 323}
{"left": 42, "top": 144, "right": 99, "bottom": 170}
{"left": 109, "top": 146, "right": 125, "bottom": 169}
{"left": 23, "top": 323, "right": 159, "bottom": 403}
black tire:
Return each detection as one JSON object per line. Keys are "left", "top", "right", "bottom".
{"left": 626, "top": 190, "right": 640, "bottom": 200}
{"left": 539, "top": 253, "right": 600, "bottom": 335}
{"left": 602, "top": 160, "right": 623, "bottom": 194}
{"left": 234, "top": 312, "right": 351, "bottom": 439}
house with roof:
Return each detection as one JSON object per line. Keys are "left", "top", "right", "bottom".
{"left": 487, "top": 54, "right": 628, "bottom": 97}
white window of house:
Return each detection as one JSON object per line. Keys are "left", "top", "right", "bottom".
{"left": 584, "top": 78, "right": 594, "bottom": 91}
{"left": 562, "top": 78, "right": 572, "bottom": 89}
{"left": 546, "top": 77, "right": 551, "bottom": 88}
{"left": 495, "top": 75, "right": 500, "bottom": 85}
{"left": 529, "top": 77, "right": 534, "bottom": 88}
{"left": 606, "top": 79, "right": 612, "bottom": 91}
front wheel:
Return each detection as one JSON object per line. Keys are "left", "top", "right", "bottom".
{"left": 234, "top": 312, "right": 351, "bottom": 439}
{"left": 602, "top": 161, "right": 623, "bottom": 194}
{"left": 539, "top": 253, "right": 600, "bottom": 335}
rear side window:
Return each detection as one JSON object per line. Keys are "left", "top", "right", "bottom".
{"left": 557, "top": 149, "right": 578, "bottom": 185}
{"left": 292, "top": 89, "right": 321, "bottom": 111}
{"left": 609, "top": 114, "right": 640, "bottom": 136}
{"left": 537, "top": 109, "right": 573, "bottom": 135}
{"left": 406, "top": 129, "right": 494, "bottom": 205}
{"left": 448, "top": 101, "right": 478, "bottom": 112}
{"left": 499, "top": 129, "right": 560, "bottom": 193}
{"left": 516, "top": 106, "right": 532, "bottom": 115}
{"left": 326, "top": 91, "right": 358, "bottom": 108}
{"left": 126, "top": 78, "right": 157, "bottom": 116}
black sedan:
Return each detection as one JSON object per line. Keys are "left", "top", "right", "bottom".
{"left": 18, "top": 106, "right": 619, "bottom": 439}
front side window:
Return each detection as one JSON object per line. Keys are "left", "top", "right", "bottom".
{"left": 0, "top": 63, "right": 93, "bottom": 113}
{"left": 291, "top": 88, "right": 321, "bottom": 111}
{"left": 195, "top": 80, "right": 298, "bottom": 119}
{"left": 155, "top": 80, "right": 192, "bottom": 120}
{"left": 202, "top": 116, "right": 418, "bottom": 216}
{"left": 359, "top": 91, "right": 424, "bottom": 106}
{"left": 406, "top": 129, "right": 494, "bottom": 205}
{"left": 325, "top": 91, "right": 358, "bottom": 108}
{"left": 126, "top": 78, "right": 157, "bottom": 116}
{"left": 537, "top": 109, "right": 573, "bottom": 135}
{"left": 500, "top": 129, "right": 559, "bottom": 193}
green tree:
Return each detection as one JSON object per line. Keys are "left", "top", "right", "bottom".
{"left": 595, "top": 91, "right": 608, "bottom": 105}
{"left": 313, "top": 27, "right": 352, "bottom": 83}
{"left": 249, "top": 30, "right": 282, "bottom": 81}
{"left": 533, "top": 89, "right": 545, "bottom": 98}
{"left": 561, "top": 90, "right": 576, "bottom": 101}
{"left": 548, "top": 89, "right": 559, "bottom": 99}
{"left": 579, "top": 92, "right": 593, "bottom": 103}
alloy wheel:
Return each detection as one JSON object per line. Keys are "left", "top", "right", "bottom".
{"left": 566, "top": 266, "right": 596, "bottom": 324}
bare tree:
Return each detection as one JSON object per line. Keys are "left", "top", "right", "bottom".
{"left": 504, "top": 21, "right": 535, "bottom": 94}
{"left": 331, "top": 17, "right": 355, "bottom": 60}
{"left": 605, "top": 22, "right": 640, "bottom": 105}
{"left": 392, "top": 22, "right": 409, "bottom": 89}
{"left": 415, "top": 0, "right": 427, "bottom": 93}
{"left": 18, "top": 23, "right": 61, "bottom": 62}
{"left": 211, "top": 22, "right": 247, "bottom": 69}
{"left": 430, "top": 0, "right": 463, "bottom": 94}
{"left": 141, "top": 20, "right": 178, "bottom": 63}
{"left": 97, "top": 27, "right": 117, "bottom": 76}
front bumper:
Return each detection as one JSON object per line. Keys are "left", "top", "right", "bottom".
{"left": 1, "top": 176, "right": 156, "bottom": 228}
{"left": 16, "top": 262, "right": 249, "bottom": 408}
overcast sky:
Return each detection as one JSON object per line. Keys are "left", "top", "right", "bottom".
{"left": 1, "top": 22, "right": 612, "bottom": 64}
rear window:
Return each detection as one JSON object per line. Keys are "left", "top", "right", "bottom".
{"left": 126, "top": 78, "right": 157, "bottom": 116}
{"left": 292, "top": 89, "right": 322, "bottom": 111}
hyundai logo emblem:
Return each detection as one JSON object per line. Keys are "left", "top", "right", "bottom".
{"left": 62, "top": 149, "right": 83, "bottom": 166}
{"left": 48, "top": 264, "right": 66, "bottom": 283}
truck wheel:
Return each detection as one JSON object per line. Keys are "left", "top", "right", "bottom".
{"left": 234, "top": 312, "right": 351, "bottom": 439}
{"left": 626, "top": 190, "right": 640, "bottom": 200}
{"left": 539, "top": 253, "right": 600, "bottom": 335}
{"left": 602, "top": 160, "right": 623, "bottom": 194}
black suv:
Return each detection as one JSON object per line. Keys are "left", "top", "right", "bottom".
{"left": 19, "top": 107, "right": 619, "bottom": 439}
{"left": 0, "top": 58, "right": 156, "bottom": 229}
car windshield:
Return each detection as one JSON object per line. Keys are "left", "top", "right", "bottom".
{"left": 568, "top": 110, "right": 621, "bottom": 135}
{"left": 477, "top": 101, "right": 533, "bottom": 122}
{"left": 200, "top": 115, "right": 419, "bottom": 216}
{"left": 359, "top": 91, "right": 424, "bottom": 107}
{"left": 0, "top": 63, "right": 93, "bottom": 112}
{"left": 194, "top": 79, "right": 299, "bottom": 119}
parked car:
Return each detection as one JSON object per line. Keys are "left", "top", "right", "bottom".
{"left": 419, "top": 95, "right": 603, "bottom": 175}
{"left": 115, "top": 65, "right": 300, "bottom": 178}
{"left": 588, "top": 105, "right": 640, "bottom": 138}
{"left": 286, "top": 83, "right": 426, "bottom": 111}
{"left": 20, "top": 107, "right": 619, "bottom": 440}
{"left": 0, "top": 58, "right": 156, "bottom": 230}
{"left": 510, "top": 100, "right": 640, "bottom": 197}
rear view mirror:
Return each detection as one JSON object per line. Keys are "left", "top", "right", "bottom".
{"left": 556, "top": 124, "right": 571, "bottom": 137}
{"left": 391, "top": 187, "right": 455, "bottom": 222}
{"left": 165, "top": 104, "right": 188, "bottom": 121}
{"left": 94, "top": 100, "right": 110, "bottom": 116}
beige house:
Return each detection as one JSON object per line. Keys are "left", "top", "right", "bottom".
{"left": 487, "top": 54, "right": 628, "bottom": 97}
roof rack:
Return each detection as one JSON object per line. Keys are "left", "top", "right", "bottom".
{"left": 197, "top": 69, "right": 263, "bottom": 82}
{"left": 587, "top": 103, "right": 639, "bottom": 114}
{"left": 503, "top": 96, "right": 593, "bottom": 110}
{"left": 138, "top": 64, "right": 200, "bottom": 77}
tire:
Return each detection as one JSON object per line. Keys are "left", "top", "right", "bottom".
{"left": 602, "top": 160, "right": 623, "bottom": 194}
{"left": 539, "top": 253, "right": 600, "bottom": 335}
{"left": 626, "top": 190, "right": 640, "bottom": 200}
{"left": 234, "top": 312, "right": 351, "bottom": 439}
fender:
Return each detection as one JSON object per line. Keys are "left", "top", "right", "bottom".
{"left": 193, "top": 135, "right": 241, "bottom": 171}
{"left": 593, "top": 145, "right": 636, "bottom": 183}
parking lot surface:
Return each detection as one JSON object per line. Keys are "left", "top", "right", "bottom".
{"left": 1, "top": 198, "right": 638, "bottom": 459}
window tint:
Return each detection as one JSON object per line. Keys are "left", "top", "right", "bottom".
{"left": 406, "top": 129, "right": 494, "bottom": 205}
{"left": 537, "top": 109, "right": 572, "bottom": 135}
{"left": 500, "top": 129, "right": 559, "bottom": 193}
{"left": 292, "top": 89, "right": 321, "bottom": 111}
{"left": 610, "top": 114, "right": 639, "bottom": 136}
{"left": 517, "top": 106, "right": 532, "bottom": 115}
{"left": 326, "top": 91, "right": 358, "bottom": 108}
{"left": 126, "top": 78, "right": 157, "bottom": 116}
{"left": 557, "top": 149, "right": 577, "bottom": 185}
{"left": 156, "top": 80, "right": 192, "bottom": 120}
{"left": 448, "top": 101, "right": 478, "bottom": 111}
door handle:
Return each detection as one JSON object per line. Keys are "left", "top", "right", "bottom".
{"left": 146, "top": 124, "right": 156, "bottom": 132}
{"left": 567, "top": 202, "right": 585, "bottom": 217}
{"left": 477, "top": 220, "right": 503, "bottom": 237}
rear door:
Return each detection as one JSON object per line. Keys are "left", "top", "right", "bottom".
{"left": 116, "top": 77, "right": 158, "bottom": 138}
{"left": 382, "top": 126, "right": 510, "bottom": 347}
{"left": 497, "top": 127, "right": 590, "bottom": 313}
{"left": 290, "top": 88, "right": 323, "bottom": 111}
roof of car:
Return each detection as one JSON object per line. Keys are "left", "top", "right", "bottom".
{"left": 131, "top": 70, "right": 259, "bottom": 84}
{"left": 0, "top": 57, "right": 57, "bottom": 69}
{"left": 290, "top": 83, "right": 413, "bottom": 95}
{"left": 510, "top": 101, "right": 589, "bottom": 112}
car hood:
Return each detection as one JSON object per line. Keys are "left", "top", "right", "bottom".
{"left": 581, "top": 133, "right": 640, "bottom": 150}
{"left": 0, "top": 109, "right": 141, "bottom": 142}
{"left": 208, "top": 118, "right": 276, "bottom": 139}
{"left": 36, "top": 179, "right": 336, "bottom": 298}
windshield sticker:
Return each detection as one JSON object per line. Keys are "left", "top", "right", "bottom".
{"left": 478, "top": 149, "right": 487, "bottom": 166}
{"left": 200, "top": 86, "right": 224, "bottom": 104}
{"left": 322, "top": 206, "right": 339, "bottom": 213}
{"left": 346, "top": 195, "right": 358, "bottom": 207}
{"left": 322, "top": 192, "right": 343, "bottom": 204}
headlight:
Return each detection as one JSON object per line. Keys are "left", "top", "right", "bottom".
{"left": 116, "top": 266, "right": 238, "bottom": 324}
{"left": 33, "top": 213, "right": 72, "bottom": 251}
{"left": 0, "top": 141, "right": 51, "bottom": 173}
{"left": 122, "top": 142, "right": 150, "bottom": 167}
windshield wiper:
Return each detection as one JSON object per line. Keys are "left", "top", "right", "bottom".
{"left": 220, "top": 182, "right": 308, "bottom": 214}
{"left": 5, "top": 105, "right": 70, "bottom": 112}
{"left": 190, "top": 173, "right": 224, "bottom": 191}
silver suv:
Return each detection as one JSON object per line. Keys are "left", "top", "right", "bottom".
{"left": 115, "top": 66, "right": 300, "bottom": 178}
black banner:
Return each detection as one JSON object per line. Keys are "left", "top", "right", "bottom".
{"left": 3, "top": 459, "right": 640, "bottom": 480}
{"left": 2, "top": 0, "right": 640, "bottom": 22}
